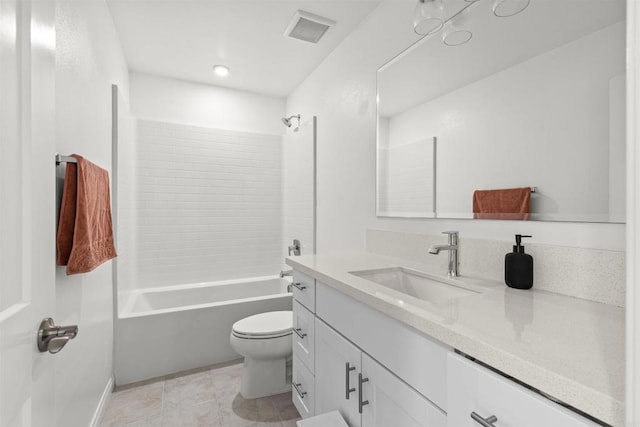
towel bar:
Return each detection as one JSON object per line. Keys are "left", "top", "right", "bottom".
{"left": 55, "top": 154, "right": 77, "bottom": 165}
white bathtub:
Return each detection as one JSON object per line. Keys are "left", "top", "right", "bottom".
{"left": 114, "top": 276, "right": 292, "bottom": 385}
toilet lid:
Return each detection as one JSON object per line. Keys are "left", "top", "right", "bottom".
{"left": 232, "top": 311, "right": 292, "bottom": 338}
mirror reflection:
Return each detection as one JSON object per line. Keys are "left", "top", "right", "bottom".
{"left": 377, "top": 0, "right": 626, "bottom": 222}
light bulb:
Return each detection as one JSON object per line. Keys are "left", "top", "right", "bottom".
{"left": 212, "top": 65, "right": 230, "bottom": 77}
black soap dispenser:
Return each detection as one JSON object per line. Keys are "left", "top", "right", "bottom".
{"left": 505, "top": 234, "right": 533, "bottom": 289}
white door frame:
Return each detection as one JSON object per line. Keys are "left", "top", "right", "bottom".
{"left": 627, "top": 0, "right": 640, "bottom": 425}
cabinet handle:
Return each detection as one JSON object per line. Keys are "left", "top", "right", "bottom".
{"left": 345, "top": 362, "right": 356, "bottom": 399}
{"left": 292, "top": 282, "right": 307, "bottom": 291}
{"left": 470, "top": 412, "right": 498, "bottom": 427}
{"left": 294, "top": 328, "right": 307, "bottom": 339}
{"left": 358, "top": 373, "right": 369, "bottom": 414}
{"left": 293, "top": 382, "right": 307, "bottom": 399}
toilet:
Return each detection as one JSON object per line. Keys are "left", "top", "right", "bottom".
{"left": 230, "top": 310, "right": 293, "bottom": 399}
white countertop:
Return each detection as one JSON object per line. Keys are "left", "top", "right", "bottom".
{"left": 286, "top": 252, "right": 624, "bottom": 427}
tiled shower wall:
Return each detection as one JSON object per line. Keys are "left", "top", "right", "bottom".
{"left": 133, "top": 120, "right": 283, "bottom": 289}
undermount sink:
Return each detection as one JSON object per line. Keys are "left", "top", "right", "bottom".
{"left": 350, "top": 267, "right": 480, "bottom": 304}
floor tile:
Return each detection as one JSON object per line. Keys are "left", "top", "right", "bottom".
{"left": 101, "top": 381, "right": 164, "bottom": 425}
{"left": 164, "top": 370, "right": 216, "bottom": 405}
{"left": 270, "top": 392, "right": 299, "bottom": 421}
{"left": 162, "top": 401, "right": 222, "bottom": 427}
{"left": 101, "top": 361, "right": 300, "bottom": 426}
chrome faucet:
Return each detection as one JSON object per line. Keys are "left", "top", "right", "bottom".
{"left": 288, "top": 239, "right": 301, "bottom": 256}
{"left": 428, "top": 231, "right": 459, "bottom": 277}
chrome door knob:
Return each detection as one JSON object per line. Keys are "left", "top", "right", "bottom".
{"left": 37, "top": 318, "right": 78, "bottom": 354}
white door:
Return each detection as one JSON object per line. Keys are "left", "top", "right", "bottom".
{"left": 315, "top": 318, "right": 361, "bottom": 427}
{"left": 360, "top": 354, "right": 446, "bottom": 427}
{"left": 0, "top": 0, "right": 56, "bottom": 425}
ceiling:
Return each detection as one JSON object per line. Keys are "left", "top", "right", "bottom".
{"left": 378, "top": 0, "right": 626, "bottom": 117}
{"left": 107, "top": 0, "right": 381, "bottom": 98}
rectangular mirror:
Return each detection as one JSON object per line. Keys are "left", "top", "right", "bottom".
{"left": 377, "top": 0, "right": 626, "bottom": 222}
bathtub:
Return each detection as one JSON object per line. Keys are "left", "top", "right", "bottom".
{"left": 114, "top": 276, "right": 292, "bottom": 385}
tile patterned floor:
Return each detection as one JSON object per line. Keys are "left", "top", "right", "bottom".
{"left": 101, "top": 361, "right": 301, "bottom": 427}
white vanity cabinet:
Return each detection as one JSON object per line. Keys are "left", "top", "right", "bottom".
{"left": 290, "top": 264, "right": 610, "bottom": 427}
{"left": 315, "top": 317, "right": 446, "bottom": 427}
{"left": 447, "top": 353, "right": 600, "bottom": 427}
{"left": 292, "top": 270, "right": 317, "bottom": 419}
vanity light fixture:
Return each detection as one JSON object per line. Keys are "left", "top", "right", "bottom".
{"left": 442, "top": 8, "right": 472, "bottom": 46}
{"left": 212, "top": 65, "right": 230, "bottom": 77}
{"left": 414, "top": 0, "right": 529, "bottom": 46}
{"left": 413, "top": 0, "right": 444, "bottom": 36}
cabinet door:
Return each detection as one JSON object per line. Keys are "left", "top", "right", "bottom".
{"left": 447, "top": 353, "right": 599, "bottom": 427}
{"left": 361, "top": 353, "right": 447, "bottom": 427}
{"left": 315, "top": 318, "right": 361, "bottom": 427}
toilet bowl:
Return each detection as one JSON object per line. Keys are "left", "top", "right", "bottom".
{"left": 230, "top": 310, "right": 293, "bottom": 399}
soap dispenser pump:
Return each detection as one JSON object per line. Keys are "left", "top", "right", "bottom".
{"left": 505, "top": 234, "right": 533, "bottom": 289}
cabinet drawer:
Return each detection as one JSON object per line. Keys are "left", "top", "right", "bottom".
{"left": 292, "top": 355, "right": 315, "bottom": 419}
{"left": 316, "top": 281, "right": 449, "bottom": 411}
{"left": 293, "top": 270, "right": 316, "bottom": 312}
{"left": 293, "top": 300, "right": 315, "bottom": 374}
{"left": 447, "top": 353, "right": 599, "bottom": 427}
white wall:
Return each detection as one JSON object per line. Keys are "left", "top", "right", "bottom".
{"left": 130, "top": 71, "right": 285, "bottom": 135}
{"left": 132, "top": 120, "right": 283, "bottom": 289}
{"left": 386, "top": 23, "right": 625, "bottom": 222}
{"left": 54, "top": 0, "right": 129, "bottom": 425}
{"left": 286, "top": 0, "right": 625, "bottom": 253}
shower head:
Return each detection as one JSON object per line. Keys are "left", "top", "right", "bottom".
{"left": 282, "top": 114, "right": 301, "bottom": 131}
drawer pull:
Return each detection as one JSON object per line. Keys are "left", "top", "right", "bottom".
{"left": 292, "top": 282, "right": 307, "bottom": 291}
{"left": 358, "top": 373, "right": 369, "bottom": 414}
{"left": 470, "top": 412, "right": 498, "bottom": 427}
{"left": 293, "top": 382, "right": 307, "bottom": 399}
{"left": 294, "top": 328, "right": 307, "bottom": 339}
{"left": 345, "top": 362, "right": 356, "bottom": 399}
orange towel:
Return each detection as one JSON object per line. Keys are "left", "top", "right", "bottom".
{"left": 472, "top": 187, "right": 531, "bottom": 220}
{"left": 56, "top": 154, "right": 117, "bottom": 274}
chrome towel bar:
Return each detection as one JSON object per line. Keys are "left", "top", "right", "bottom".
{"left": 55, "top": 154, "right": 77, "bottom": 165}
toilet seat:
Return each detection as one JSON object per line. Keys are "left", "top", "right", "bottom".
{"left": 232, "top": 311, "right": 292, "bottom": 339}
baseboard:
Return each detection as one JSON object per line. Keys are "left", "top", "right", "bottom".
{"left": 90, "top": 376, "right": 114, "bottom": 427}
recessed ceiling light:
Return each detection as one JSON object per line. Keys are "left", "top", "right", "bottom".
{"left": 213, "top": 65, "right": 230, "bottom": 77}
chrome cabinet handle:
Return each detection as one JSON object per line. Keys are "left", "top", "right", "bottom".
{"left": 293, "top": 382, "right": 307, "bottom": 399}
{"left": 294, "top": 328, "right": 307, "bottom": 339}
{"left": 292, "top": 282, "right": 306, "bottom": 291}
{"left": 345, "top": 362, "right": 356, "bottom": 399}
{"left": 358, "top": 373, "right": 369, "bottom": 413}
{"left": 471, "top": 412, "right": 498, "bottom": 427}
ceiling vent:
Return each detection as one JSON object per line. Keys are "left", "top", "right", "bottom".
{"left": 284, "top": 10, "right": 336, "bottom": 44}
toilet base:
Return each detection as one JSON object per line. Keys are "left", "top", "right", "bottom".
{"left": 239, "top": 357, "right": 291, "bottom": 399}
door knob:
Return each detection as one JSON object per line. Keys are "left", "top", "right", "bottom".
{"left": 37, "top": 318, "right": 78, "bottom": 354}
